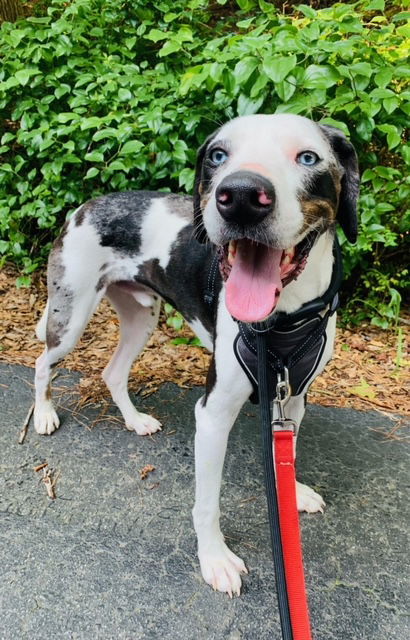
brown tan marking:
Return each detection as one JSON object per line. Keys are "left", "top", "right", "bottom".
{"left": 299, "top": 198, "right": 337, "bottom": 235}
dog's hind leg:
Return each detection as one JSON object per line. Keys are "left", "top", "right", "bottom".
{"left": 34, "top": 285, "right": 105, "bottom": 435}
{"left": 102, "top": 284, "right": 162, "bottom": 436}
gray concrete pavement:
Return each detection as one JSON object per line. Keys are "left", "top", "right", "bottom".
{"left": 0, "top": 362, "right": 409, "bottom": 639}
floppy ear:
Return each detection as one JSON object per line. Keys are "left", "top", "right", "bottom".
{"left": 193, "top": 129, "right": 220, "bottom": 244}
{"left": 319, "top": 124, "right": 360, "bottom": 243}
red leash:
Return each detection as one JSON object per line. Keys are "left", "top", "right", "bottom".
{"left": 274, "top": 428, "right": 312, "bottom": 640}
{"left": 257, "top": 335, "right": 314, "bottom": 640}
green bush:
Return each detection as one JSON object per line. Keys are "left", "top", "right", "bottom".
{"left": 0, "top": 0, "right": 408, "bottom": 326}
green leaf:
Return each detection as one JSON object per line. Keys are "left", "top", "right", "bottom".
{"left": 85, "top": 167, "right": 99, "bottom": 179}
{"left": 383, "top": 98, "right": 399, "bottom": 115}
{"left": 158, "top": 40, "right": 181, "bottom": 57}
{"left": 16, "top": 275, "right": 32, "bottom": 288}
{"left": 57, "top": 113, "right": 80, "bottom": 123}
{"left": 92, "top": 128, "right": 118, "bottom": 141}
{"left": 302, "top": 65, "right": 339, "bottom": 89}
{"left": 54, "top": 84, "right": 70, "bottom": 99}
{"left": 15, "top": 69, "right": 33, "bottom": 86}
{"left": 392, "top": 11, "right": 410, "bottom": 23}
{"left": 84, "top": 151, "right": 104, "bottom": 162}
{"left": 369, "top": 88, "right": 395, "bottom": 99}
{"left": 7, "top": 29, "right": 27, "bottom": 47}
{"left": 108, "top": 160, "right": 128, "bottom": 171}
{"left": 296, "top": 4, "right": 316, "bottom": 18}
{"left": 356, "top": 117, "right": 375, "bottom": 141}
{"left": 351, "top": 379, "right": 377, "bottom": 400}
{"left": 120, "top": 140, "right": 144, "bottom": 155}
{"left": 125, "top": 37, "right": 136, "bottom": 50}
{"left": 274, "top": 77, "right": 296, "bottom": 103}
{"left": 365, "top": 0, "right": 385, "bottom": 10}
{"left": 319, "top": 118, "right": 350, "bottom": 137}
{"left": 145, "top": 29, "right": 169, "bottom": 43}
{"left": 377, "top": 124, "right": 401, "bottom": 149}
{"left": 118, "top": 88, "right": 132, "bottom": 101}
{"left": 234, "top": 57, "right": 258, "bottom": 84}
{"left": 262, "top": 55, "right": 297, "bottom": 84}
{"left": 375, "top": 68, "right": 393, "bottom": 88}
{"left": 237, "top": 94, "right": 264, "bottom": 116}
{"left": 81, "top": 117, "right": 103, "bottom": 131}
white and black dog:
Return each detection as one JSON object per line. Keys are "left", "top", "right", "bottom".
{"left": 34, "top": 114, "right": 359, "bottom": 596}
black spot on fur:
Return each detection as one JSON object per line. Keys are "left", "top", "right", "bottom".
{"left": 319, "top": 124, "right": 360, "bottom": 243}
{"left": 135, "top": 225, "right": 220, "bottom": 334}
{"left": 53, "top": 219, "right": 69, "bottom": 250}
{"left": 308, "top": 171, "right": 338, "bottom": 206}
{"left": 96, "top": 275, "right": 107, "bottom": 292}
{"left": 193, "top": 129, "right": 221, "bottom": 243}
{"left": 84, "top": 191, "right": 167, "bottom": 255}
{"left": 75, "top": 204, "right": 88, "bottom": 226}
{"left": 204, "top": 355, "right": 217, "bottom": 400}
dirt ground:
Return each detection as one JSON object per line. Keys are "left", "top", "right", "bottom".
{"left": 1, "top": 266, "right": 408, "bottom": 438}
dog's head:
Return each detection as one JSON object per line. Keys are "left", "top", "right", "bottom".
{"left": 193, "top": 114, "right": 359, "bottom": 323}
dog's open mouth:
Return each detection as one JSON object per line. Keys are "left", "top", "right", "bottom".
{"left": 218, "top": 233, "right": 316, "bottom": 323}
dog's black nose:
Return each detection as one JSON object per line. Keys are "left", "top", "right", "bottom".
{"left": 215, "top": 171, "right": 275, "bottom": 226}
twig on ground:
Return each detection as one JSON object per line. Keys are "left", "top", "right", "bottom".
{"left": 34, "top": 462, "right": 60, "bottom": 499}
{"left": 18, "top": 402, "right": 34, "bottom": 444}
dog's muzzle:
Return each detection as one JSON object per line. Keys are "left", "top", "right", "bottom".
{"left": 215, "top": 171, "right": 275, "bottom": 226}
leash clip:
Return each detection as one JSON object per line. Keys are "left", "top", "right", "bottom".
{"left": 274, "top": 368, "right": 291, "bottom": 414}
{"left": 272, "top": 368, "right": 296, "bottom": 432}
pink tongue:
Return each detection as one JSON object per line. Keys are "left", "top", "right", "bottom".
{"left": 226, "top": 240, "right": 283, "bottom": 323}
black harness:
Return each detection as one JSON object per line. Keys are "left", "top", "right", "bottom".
{"left": 206, "top": 238, "right": 343, "bottom": 404}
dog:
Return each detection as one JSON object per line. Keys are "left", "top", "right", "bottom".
{"left": 34, "top": 114, "right": 359, "bottom": 597}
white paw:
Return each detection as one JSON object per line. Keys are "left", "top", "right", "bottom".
{"left": 296, "top": 481, "right": 325, "bottom": 514}
{"left": 125, "top": 411, "right": 162, "bottom": 436}
{"left": 34, "top": 401, "right": 60, "bottom": 435}
{"left": 199, "top": 541, "right": 248, "bottom": 597}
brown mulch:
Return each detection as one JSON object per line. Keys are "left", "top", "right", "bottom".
{"left": 1, "top": 266, "right": 409, "bottom": 431}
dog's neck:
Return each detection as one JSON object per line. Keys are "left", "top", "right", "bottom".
{"left": 274, "top": 230, "right": 335, "bottom": 315}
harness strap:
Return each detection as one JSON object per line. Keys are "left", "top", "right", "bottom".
{"left": 203, "top": 252, "right": 220, "bottom": 307}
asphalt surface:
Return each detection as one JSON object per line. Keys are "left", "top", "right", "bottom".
{"left": 0, "top": 362, "right": 409, "bottom": 640}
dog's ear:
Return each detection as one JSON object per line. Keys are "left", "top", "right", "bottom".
{"left": 193, "top": 129, "right": 220, "bottom": 244}
{"left": 319, "top": 124, "right": 360, "bottom": 243}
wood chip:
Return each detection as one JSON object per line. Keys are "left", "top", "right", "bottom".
{"left": 139, "top": 464, "right": 155, "bottom": 480}
{"left": 1, "top": 265, "right": 409, "bottom": 419}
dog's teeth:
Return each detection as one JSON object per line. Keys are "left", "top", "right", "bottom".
{"left": 227, "top": 240, "right": 237, "bottom": 266}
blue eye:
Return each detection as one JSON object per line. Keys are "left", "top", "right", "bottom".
{"left": 297, "top": 151, "right": 320, "bottom": 166}
{"left": 209, "top": 148, "right": 228, "bottom": 166}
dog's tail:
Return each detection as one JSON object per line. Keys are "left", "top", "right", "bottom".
{"left": 36, "top": 301, "right": 49, "bottom": 342}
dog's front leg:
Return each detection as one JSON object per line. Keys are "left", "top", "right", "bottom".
{"left": 193, "top": 342, "right": 252, "bottom": 596}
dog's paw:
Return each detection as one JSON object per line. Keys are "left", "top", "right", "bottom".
{"left": 296, "top": 481, "right": 325, "bottom": 514}
{"left": 34, "top": 401, "right": 60, "bottom": 435}
{"left": 199, "top": 542, "right": 248, "bottom": 597}
{"left": 125, "top": 411, "right": 162, "bottom": 436}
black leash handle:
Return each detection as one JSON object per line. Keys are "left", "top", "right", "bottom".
{"left": 256, "top": 332, "right": 294, "bottom": 640}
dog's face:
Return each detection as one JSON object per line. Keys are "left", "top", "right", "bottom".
{"left": 193, "top": 114, "right": 359, "bottom": 323}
